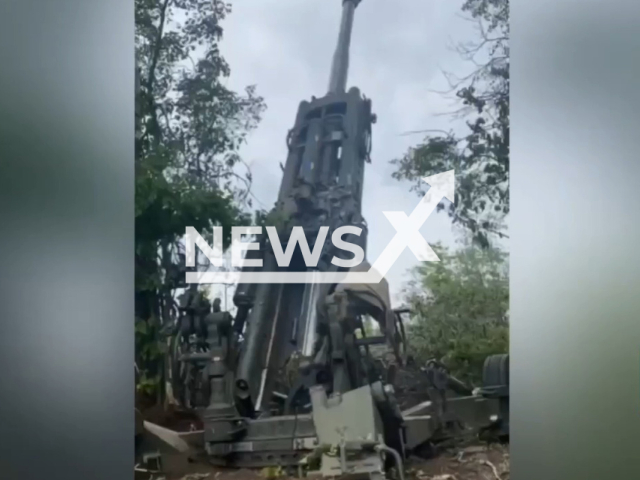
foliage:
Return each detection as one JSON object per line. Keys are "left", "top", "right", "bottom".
{"left": 404, "top": 243, "right": 509, "bottom": 385}
{"left": 134, "top": 0, "right": 265, "bottom": 400}
{"left": 391, "top": 0, "right": 509, "bottom": 247}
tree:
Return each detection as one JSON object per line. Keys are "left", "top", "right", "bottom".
{"left": 134, "top": 0, "right": 265, "bottom": 403}
{"left": 404, "top": 243, "right": 509, "bottom": 385}
{"left": 391, "top": 0, "right": 509, "bottom": 247}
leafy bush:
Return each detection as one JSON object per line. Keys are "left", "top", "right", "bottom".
{"left": 135, "top": 0, "right": 265, "bottom": 403}
{"left": 404, "top": 243, "right": 509, "bottom": 386}
{"left": 392, "top": 0, "right": 509, "bottom": 248}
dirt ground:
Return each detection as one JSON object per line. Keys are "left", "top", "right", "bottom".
{"left": 405, "top": 444, "right": 509, "bottom": 480}
{"left": 137, "top": 443, "right": 509, "bottom": 480}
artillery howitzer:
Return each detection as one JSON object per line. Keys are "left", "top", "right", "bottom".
{"left": 142, "top": 1, "right": 510, "bottom": 478}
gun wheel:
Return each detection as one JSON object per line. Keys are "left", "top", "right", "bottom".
{"left": 482, "top": 353, "right": 509, "bottom": 388}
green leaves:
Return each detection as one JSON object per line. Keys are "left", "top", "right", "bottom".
{"left": 405, "top": 243, "right": 509, "bottom": 385}
{"left": 136, "top": 374, "right": 162, "bottom": 396}
{"left": 135, "top": 0, "right": 265, "bottom": 269}
{"left": 391, "top": 0, "right": 509, "bottom": 247}
{"left": 134, "top": 0, "right": 266, "bottom": 398}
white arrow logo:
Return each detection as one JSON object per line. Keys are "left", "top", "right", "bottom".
{"left": 186, "top": 170, "right": 454, "bottom": 284}
{"left": 372, "top": 170, "right": 454, "bottom": 278}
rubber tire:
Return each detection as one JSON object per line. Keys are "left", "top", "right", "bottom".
{"left": 482, "top": 353, "right": 509, "bottom": 388}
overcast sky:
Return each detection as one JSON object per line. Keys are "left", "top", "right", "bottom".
{"left": 213, "top": 0, "right": 480, "bottom": 305}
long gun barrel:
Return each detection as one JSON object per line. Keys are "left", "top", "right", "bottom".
{"left": 328, "top": 0, "right": 361, "bottom": 94}
{"left": 232, "top": 0, "right": 374, "bottom": 415}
